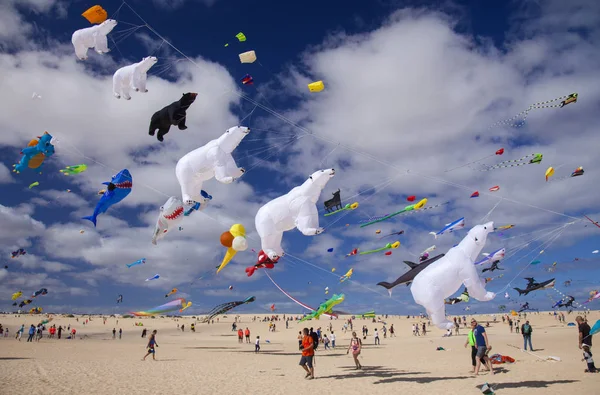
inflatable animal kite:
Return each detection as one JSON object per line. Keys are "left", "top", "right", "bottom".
{"left": 151, "top": 197, "right": 185, "bottom": 245}
{"left": 149, "top": 93, "right": 198, "bottom": 142}
{"left": 82, "top": 169, "right": 132, "bottom": 227}
{"left": 410, "top": 222, "right": 496, "bottom": 330}
{"left": 71, "top": 19, "right": 117, "bottom": 60}
{"left": 175, "top": 126, "right": 249, "bottom": 205}
{"left": 113, "top": 57, "right": 157, "bottom": 100}
{"left": 13, "top": 132, "right": 55, "bottom": 174}
{"left": 254, "top": 169, "right": 334, "bottom": 261}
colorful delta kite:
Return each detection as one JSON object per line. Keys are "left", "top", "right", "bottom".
{"left": 299, "top": 293, "right": 345, "bottom": 322}
{"left": 241, "top": 74, "right": 254, "bottom": 85}
{"left": 265, "top": 272, "right": 337, "bottom": 318}
{"left": 32, "top": 288, "right": 48, "bottom": 298}
{"left": 360, "top": 198, "right": 428, "bottom": 228}
{"left": 127, "top": 258, "right": 146, "bottom": 268}
{"left": 165, "top": 288, "right": 178, "bottom": 298}
{"left": 11, "top": 248, "right": 26, "bottom": 258}
{"left": 239, "top": 50, "right": 256, "bottom": 63}
{"left": 217, "top": 224, "right": 248, "bottom": 273}
{"left": 201, "top": 296, "right": 256, "bottom": 323}
{"left": 82, "top": 5, "right": 107, "bottom": 24}
{"left": 359, "top": 241, "right": 400, "bottom": 255}
{"left": 13, "top": 132, "right": 55, "bottom": 174}
{"left": 131, "top": 298, "right": 185, "bottom": 316}
{"left": 308, "top": 81, "right": 325, "bottom": 92}
{"left": 60, "top": 164, "right": 88, "bottom": 175}
{"left": 489, "top": 93, "right": 578, "bottom": 129}
{"left": 430, "top": 217, "right": 465, "bottom": 239}
{"left": 470, "top": 191, "right": 479, "bottom": 198}
{"left": 225, "top": 32, "right": 246, "bottom": 46}
{"left": 82, "top": 169, "right": 132, "bottom": 227}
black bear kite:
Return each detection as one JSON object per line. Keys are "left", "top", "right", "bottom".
{"left": 149, "top": 92, "right": 198, "bottom": 142}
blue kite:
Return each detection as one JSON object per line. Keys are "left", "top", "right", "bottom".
{"left": 13, "top": 132, "right": 55, "bottom": 174}
{"left": 82, "top": 169, "right": 133, "bottom": 227}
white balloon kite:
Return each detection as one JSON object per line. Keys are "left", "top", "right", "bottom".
{"left": 71, "top": 19, "right": 118, "bottom": 60}
{"left": 410, "top": 222, "right": 496, "bottom": 329}
{"left": 112, "top": 57, "right": 157, "bottom": 100}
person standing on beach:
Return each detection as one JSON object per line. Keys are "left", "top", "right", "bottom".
{"left": 297, "top": 331, "right": 303, "bottom": 350}
{"left": 119, "top": 328, "right": 122, "bottom": 339}
{"left": 27, "top": 324, "right": 35, "bottom": 342}
{"left": 245, "top": 327, "right": 251, "bottom": 343}
{"left": 255, "top": 336, "right": 260, "bottom": 353}
{"left": 330, "top": 331, "right": 336, "bottom": 348}
{"left": 299, "top": 328, "right": 315, "bottom": 379}
{"left": 577, "top": 316, "right": 592, "bottom": 350}
{"left": 16, "top": 324, "right": 24, "bottom": 341}
{"left": 143, "top": 330, "right": 159, "bottom": 361}
{"left": 57, "top": 325, "right": 62, "bottom": 339}
{"left": 347, "top": 331, "right": 362, "bottom": 369}
{"left": 472, "top": 319, "right": 494, "bottom": 375}
{"left": 374, "top": 328, "right": 380, "bottom": 345}
{"left": 465, "top": 325, "right": 487, "bottom": 373}
{"left": 390, "top": 324, "right": 395, "bottom": 337}
{"left": 521, "top": 321, "right": 533, "bottom": 351}
{"left": 112, "top": 328, "right": 116, "bottom": 339}
{"left": 238, "top": 328, "right": 244, "bottom": 343}
{"left": 422, "top": 322, "right": 427, "bottom": 336}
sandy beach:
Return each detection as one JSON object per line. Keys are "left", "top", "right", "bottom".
{"left": 0, "top": 311, "right": 597, "bottom": 395}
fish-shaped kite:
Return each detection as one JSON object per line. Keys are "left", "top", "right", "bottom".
{"left": 429, "top": 217, "right": 465, "bottom": 239}
{"left": 82, "top": 169, "right": 132, "bottom": 227}
{"left": 152, "top": 197, "right": 185, "bottom": 245}
{"left": 340, "top": 268, "right": 353, "bottom": 283}
{"left": 165, "top": 288, "right": 178, "bottom": 297}
{"left": 145, "top": 274, "right": 160, "bottom": 281}
{"left": 127, "top": 258, "right": 146, "bottom": 268}
{"left": 475, "top": 247, "right": 506, "bottom": 266}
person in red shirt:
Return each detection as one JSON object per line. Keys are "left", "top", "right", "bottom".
{"left": 244, "top": 328, "right": 250, "bottom": 343}
{"left": 237, "top": 329, "right": 244, "bottom": 343}
{"left": 299, "top": 328, "right": 315, "bottom": 379}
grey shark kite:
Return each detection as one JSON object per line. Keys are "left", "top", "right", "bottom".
{"left": 513, "top": 277, "right": 555, "bottom": 296}
{"left": 377, "top": 254, "right": 445, "bottom": 290}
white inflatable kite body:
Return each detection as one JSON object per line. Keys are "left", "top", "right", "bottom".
{"left": 410, "top": 222, "right": 496, "bottom": 330}
{"left": 71, "top": 19, "right": 117, "bottom": 60}
{"left": 254, "top": 169, "right": 334, "bottom": 260}
{"left": 151, "top": 196, "right": 185, "bottom": 245}
{"left": 175, "top": 126, "right": 249, "bottom": 205}
{"left": 112, "top": 56, "right": 157, "bottom": 100}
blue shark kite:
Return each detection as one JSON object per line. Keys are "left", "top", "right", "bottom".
{"left": 429, "top": 217, "right": 465, "bottom": 239}
{"left": 82, "top": 169, "right": 132, "bottom": 227}
{"left": 127, "top": 258, "right": 146, "bottom": 268}
{"left": 145, "top": 274, "right": 160, "bottom": 281}
{"left": 475, "top": 248, "right": 506, "bottom": 266}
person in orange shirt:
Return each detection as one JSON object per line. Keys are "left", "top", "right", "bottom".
{"left": 237, "top": 329, "right": 244, "bottom": 343}
{"left": 299, "top": 328, "right": 315, "bottom": 379}
{"left": 244, "top": 328, "right": 250, "bottom": 343}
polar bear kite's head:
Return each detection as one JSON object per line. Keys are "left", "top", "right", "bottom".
{"left": 99, "top": 19, "right": 118, "bottom": 34}
{"left": 218, "top": 126, "right": 250, "bottom": 153}
{"left": 138, "top": 56, "right": 158, "bottom": 72}
{"left": 301, "top": 168, "right": 335, "bottom": 203}
{"left": 458, "top": 221, "right": 494, "bottom": 262}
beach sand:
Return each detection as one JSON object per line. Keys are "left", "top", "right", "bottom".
{"left": 0, "top": 311, "right": 597, "bottom": 394}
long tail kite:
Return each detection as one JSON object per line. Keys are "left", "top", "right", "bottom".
{"left": 489, "top": 92, "right": 578, "bottom": 129}
{"left": 131, "top": 298, "right": 184, "bottom": 316}
{"left": 265, "top": 271, "right": 336, "bottom": 318}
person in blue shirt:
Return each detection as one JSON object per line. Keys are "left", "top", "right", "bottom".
{"left": 27, "top": 325, "right": 36, "bottom": 342}
{"left": 471, "top": 319, "right": 495, "bottom": 375}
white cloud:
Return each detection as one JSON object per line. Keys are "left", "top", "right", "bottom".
{"left": 0, "top": 163, "right": 14, "bottom": 183}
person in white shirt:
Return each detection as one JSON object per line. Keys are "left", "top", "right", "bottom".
{"left": 374, "top": 329, "right": 380, "bottom": 345}
{"left": 255, "top": 336, "right": 260, "bottom": 353}
{"left": 330, "top": 331, "right": 336, "bottom": 348}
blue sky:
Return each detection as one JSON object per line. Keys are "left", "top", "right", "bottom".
{"left": 1, "top": 0, "right": 599, "bottom": 316}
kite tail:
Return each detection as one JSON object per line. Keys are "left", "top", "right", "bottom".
{"left": 429, "top": 232, "right": 438, "bottom": 239}
{"left": 82, "top": 215, "right": 97, "bottom": 227}
{"left": 376, "top": 281, "right": 393, "bottom": 289}
{"left": 513, "top": 287, "right": 526, "bottom": 296}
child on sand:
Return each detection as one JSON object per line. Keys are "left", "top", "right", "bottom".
{"left": 143, "top": 330, "right": 159, "bottom": 361}
{"left": 255, "top": 336, "right": 260, "bottom": 353}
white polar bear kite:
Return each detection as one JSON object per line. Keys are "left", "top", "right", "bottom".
{"left": 71, "top": 19, "right": 118, "bottom": 60}
{"left": 175, "top": 126, "right": 249, "bottom": 205}
{"left": 410, "top": 221, "right": 496, "bottom": 330}
{"left": 254, "top": 169, "right": 335, "bottom": 261}
{"left": 112, "top": 56, "right": 158, "bottom": 100}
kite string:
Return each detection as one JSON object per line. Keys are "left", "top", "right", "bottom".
{"left": 480, "top": 197, "right": 503, "bottom": 223}
{"left": 116, "top": 0, "right": 588, "bottom": 225}
{"left": 549, "top": 286, "right": 589, "bottom": 311}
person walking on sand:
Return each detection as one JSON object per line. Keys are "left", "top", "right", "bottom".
{"left": 347, "top": 331, "right": 362, "bottom": 369}
{"left": 143, "top": 330, "right": 159, "bottom": 361}
{"left": 245, "top": 327, "right": 251, "bottom": 343}
{"left": 472, "top": 319, "right": 494, "bottom": 375}
{"left": 374, "top": 328, "right": 380, "bottom": 345}
{"left": 299, "top": 328, "right": 315, "bottom": 380}
{"left": 27, "top": 324, "right": 35, "bottom": 342}
{"left": 112, "top": 328, "right": 116, "bottom": 339}
{"left": 16, "top": 324, "right": 24, "bottom": 341}
{"left": 330, "top": 331, "right": 336, "bottom": 348}
{"left": 465, "top": 324, "right": 488, "bottom": 373}
{"left": 255, "top": 336, "right": 260, "bottom": 353}
{"left": 390, "top": 324, "right": 395, "bottom": 337}
{"left": 119, "top": 328, "right": 122, "bottom": 339}
{"left": 521, "top": 320, "right": 533, "bottom": 351}
{"left": 238, "top": 328, "right": 244, "bottom": 343}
